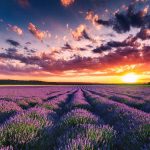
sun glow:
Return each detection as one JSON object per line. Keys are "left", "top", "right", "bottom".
{"left": 122, "top": 73, "right": 139, "bottom": 83}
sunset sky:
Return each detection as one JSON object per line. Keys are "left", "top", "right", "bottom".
{"left": 0, "top": 0, "right": 150, "bottom": 83}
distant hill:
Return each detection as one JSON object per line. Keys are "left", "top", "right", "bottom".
{"left": 0, "top": 80, "right": 52, "bottom": 85}
{"left": 0, "top": 80, "right": 96, "bottom": 85}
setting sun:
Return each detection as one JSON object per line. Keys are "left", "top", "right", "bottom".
{"left": 122, "top": 73, "right": 139, "bottom": 83}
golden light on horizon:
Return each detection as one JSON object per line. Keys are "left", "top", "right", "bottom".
{"left": 122, "top": 73, "right": 139, "bottom": 83}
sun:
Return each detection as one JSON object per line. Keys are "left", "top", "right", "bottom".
{"left": 122, "top": 73, "right": 138, "bottom": 83}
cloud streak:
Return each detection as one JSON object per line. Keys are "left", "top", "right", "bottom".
{"left": 6, "top": 39, "right": 20, "bottom": 47}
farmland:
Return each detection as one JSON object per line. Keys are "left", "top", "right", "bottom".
{"left": 0, "top": 85, "right": 149, "bottom": 150}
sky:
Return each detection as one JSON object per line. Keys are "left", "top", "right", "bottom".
{"left": 0, "top": 0, "right": 150, "bottom": 83}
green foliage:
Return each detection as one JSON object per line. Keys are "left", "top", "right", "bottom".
{"left": 0, "top": 122, "right": 38, "bottom": 148}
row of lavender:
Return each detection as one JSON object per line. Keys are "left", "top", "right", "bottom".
{"left": 0, "top": 85, "right": 150, "bottom": 149}
{"left": 86, "top": 85, "right": 150, "bottom": 112}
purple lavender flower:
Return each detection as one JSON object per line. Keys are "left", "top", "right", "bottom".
{"left": 0, "top": 100, "right": 22, "bottom": 124}
{"left": 57, "top": 124, "right": 116, "bottom": 150}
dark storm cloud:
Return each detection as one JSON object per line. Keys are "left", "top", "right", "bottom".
{"left": 136, "top": 28, "right": 150, "bottom": 39}
{"left": 99, "top": 47, "right": 140, "bottom": 66}
{"left": 96, "top": 19, "right": 110, "bottom": 26}
{"left": 6, "top": 48, "right": 18, "bottom": 54}
{"left": 24, "top": 47, "right": 28, "bottom": 50}
{"left": 24, "top": 47, "right": 36, "bottom": 54}
{"left": 86, "top": 44, "right": 93, "bottom": 48}
{"left": 93, "top": 45, "right": 111, "bottom": 53}
{"left": 5, "top": 39, "right": 35, "bottom": 55}
{"left": 141, "top": 45, "right": 150, "bottom": 62}
{"left": 0, "top": 52, "right": 42, "bottom": 66}
{"left": 6, "top": 39, "right": 20, "bottom": 47}
{"left": 29, "top": 49, "right": 36, "bottom": 53}
{"left": 82, "top": 30, "right": 92, "bottom": 41}
{"left": 107, "top": 41, "right": 129, "bottom": 48}
{"left": 77, "top": 47, "right": 87, "bottom": 51}
{"left": 62, "top": 43, "right": 73, "bottom": 50}
{"left": 25, "top": 42, "right": 32, "bottom": 45}
{"left": 62, "top": 43, "right": 87, "bottom": 51}
{"left": 113, "top": 13, "right": 130, "bottom": 33}
{"left": 96, "top": 4, "right": 150, "bottom": 33}
{"left": 93, "top": 35, "right": 140, "bottom": 53}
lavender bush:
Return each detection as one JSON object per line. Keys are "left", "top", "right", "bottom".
{"left": 57, "top": 124, "right": 116, "bottom": 150}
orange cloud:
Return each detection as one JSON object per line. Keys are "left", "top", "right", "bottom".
{"left": 60, "top": 0, "right": 75, "bottom": 7}
{"left": 8, "top": 24, "right": 23, "bottom": 36}
{"left": 72, "top": 24, "right": 92, "bottom": 41}
{"left": 141, "top": 5, "right": 149, "bottom": 17}
{"left": 28, "top": 23, "right": 50, "bottom": 41}
{"left": 85, "top": 10, "right": 99, "bottom": 25}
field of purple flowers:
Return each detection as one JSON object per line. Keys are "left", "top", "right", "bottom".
{"left": 0, "top": 85, "right": 149, "bottom": 150}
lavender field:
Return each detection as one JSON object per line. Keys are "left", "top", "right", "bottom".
{"left": 0, "top": 85, "right": 149, "bottom": 150}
